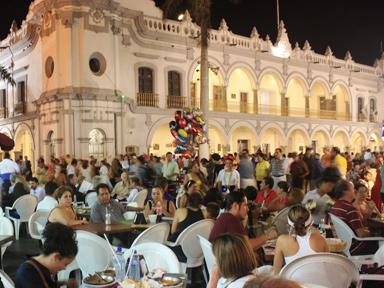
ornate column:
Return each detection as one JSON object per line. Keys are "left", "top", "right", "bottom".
{"left": 281, "top": 92, "right": 288, "bottom": 116}
{"left": 305, "top": 95, "right": 310, "bottom": 117}
{"left": 253, "top": 89, "right": 258, "bottom": 114}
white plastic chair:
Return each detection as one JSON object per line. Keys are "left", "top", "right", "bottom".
{"left": 28, "top": 210, "right": 50, "bottom": 240}
{"left": 85, "top": 192, "right": 98, "bottom": 207}
{"left": 330, "top": 214, "right": 384, "bottom": 257}
{"left": 5, "top": 194, "right": 38, "bottom": 240}
{"left": 349, "top": 245, "right": 384, "bottom": 285}
{"left": 0, "top": 269, "right": 15, "bottom": 288}
{"left": 197, "top": 235, "right": 215, "bottom": 283}
{"left": 131, "top": 189, "right": 148, "bottom": 207}
{"left": 133, "top": 242, "right": 180, "bottom": 273}
{"left": 131, "top": 222, "right": 170, "bottom": 247}
{"left": 279, "top": 253, "right": 361, "bottom": 288}
{"left": 271, "top": 206, "right": 290, "bottom": 235}
{"left": 167, "top": 219, "right": 215, "bottom": 272}
{"left": 75, "top": 230, "right": 112, "bottom": 276}
{"left": 0, "top": 217, "right": 14, "bottom": 267}
{"left": 123, "top": 202, "right": 139, "bottom": 221}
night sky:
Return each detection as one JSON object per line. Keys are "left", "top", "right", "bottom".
{"left": 1, "top": 0, "right": 384, "bottom": 66}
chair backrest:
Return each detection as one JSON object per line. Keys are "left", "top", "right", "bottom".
{"left": 271, "top": 206, "right": 290, "bottom": 235}
{"left": 197, "top": 235, "right": 216, "bottom": 277}
{"left": 0, "top": 207, "right": 4, "bottom": 217}
{"left": 0, "top": 269, "right": 15, "bottom": 288}
{"left": 329, "top": 214, "right": 353, "bottom": 256}
{"left": 85, "top": 192, "right": 98, "bottom": 207}
{"left": 132, "top": 189, "right": 148, "bottom": 207}
{"left": 173, "top": 219, "right": 215, "bottom": 266}
{"left": 133, "top": 242, "right": 180, "bottom": 273}
{"left": 131, "top": 222, "right": 170, "bottom": 247}
{"left": 13, "top": 195, "right": 38, "bottom": 221}
{"left": 0, "top": 217, "right": 14, "bottom": 254}
{"left": 373, "top": 243, "right": 384, "bottom": 267}
{"left": 279, "top": 253, "right": 359, "bottom": 288}
{"left": 28, "top": 210, "right": 50, "bottom": 240}
{"left": 75, "top": 230, "right": 112, "bottom": 275}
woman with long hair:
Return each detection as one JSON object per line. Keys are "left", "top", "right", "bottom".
{"left": 273, "top": 205, "right": 328, "bottom": 274}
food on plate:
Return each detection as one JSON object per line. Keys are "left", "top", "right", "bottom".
{"left": 98, "top": 269, "right": 116, "bottom": 277}
{"left": 121, "top": 279, "right": 141, "bottom": 288}
{"left": 83, "top": 274, "right": 114, "bottom": 285}
{"left": 157, "top": 276, "right": 182, "bottom": 287}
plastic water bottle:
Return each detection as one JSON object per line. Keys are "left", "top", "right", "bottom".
{"left": 73, "top": 194, "right": 77, "bottom": 207}
{"left": 127, "top": 251, "right": 140, "bottom": 281}
{"left": 105, "top": 205, "right": 111, "bottom": 225}
{"left": 113, "top": 245, "right": 125, "bottom": 282}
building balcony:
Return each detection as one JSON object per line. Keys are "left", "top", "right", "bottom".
{"left": 369, "top": 114, "right": 378, "bottom": 123}
{"left": 167, "top": 95, "right": 187, "bottom": 109}
{"left": 357, "top": 113, "right": 366, "bottom": 122}
{"left": 136, "top": 92, "right": 159, "bottom": 107}
{"left": 14, "top": 102, "right": 25, "bottom": 115}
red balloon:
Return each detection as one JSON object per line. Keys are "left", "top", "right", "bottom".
{"left": 178, "top": 118, "right": 187, "bottom": 128}
{"left": 174, "top": 110, "right": 182, "bottom": 121}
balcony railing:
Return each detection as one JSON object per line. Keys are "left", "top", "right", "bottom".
{"left": 369, "top": 114, "right": 378, "bottom": 123}
{"left": 357, "top": 113, "right": 366, "bottom": 122}
{"left": 167, "top": 95, "right": 186, "bottom": 109}
{"left": 0, "top": 108, "right": 6, "bottom": 119}
{"left": 14, "top": 102, "right": 25, "bottom": 114}
{"left": 136, "top": 93, "right": 159, "bottom": 107}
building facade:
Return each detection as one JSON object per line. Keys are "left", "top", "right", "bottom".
{"left": 0, "top": 0, "right": 383, "bottom": 164}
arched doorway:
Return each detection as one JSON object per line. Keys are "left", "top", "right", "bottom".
{"left": 259, "top": 73, "right": 283, "bottom": 115}
{"left": 89, "top": 129, "right": 106, "bottom": 159}
{"left": 208, "top": 125, "right": 226, "bottom": 155}
{"left": 260, "top": 127, "right": 285, "bottom": 154}
{"left": 368, "top": 133, "right": 381, "bottom": 152}
{"left": 332, "top": 84, "right": 351, "bottom": 121}
{"left": 227, "top": 67, "right": 256, "bottom": 113}
{"left": 14, "top": 127, "right": 34, "bottom": 169}
{"left": 286, "top": 77, "right": 307, "bottom": 117}
{"left": 230, "top": 126, "right": 256, "bottom": 154}
{"left": 149, "top": 123, "right": 174, "bottom": 156}
{"left": 310, "top": 80, "right": 329, "bottom": 119}
{"left": 333, "top": 131, "right": 349, "bottom": 152}
{"left": 351, "top": 132, "right": 366, "bottom": 153}
{"left": 287, "top": 129, "right": 310, "bottom": 153}
{"left": 312, "top": 130, "right": 330, "bottom": 154}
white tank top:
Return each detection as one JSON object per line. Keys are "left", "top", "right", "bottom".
{"left": 284, "top": 231, "right": 317, "bottom": 265}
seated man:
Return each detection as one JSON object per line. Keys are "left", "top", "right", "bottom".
{"left": 37, "top": 181, "right": 58, "bottom": 212}
{"left": 209, "top": 191, "right": 277, "bottom": 250}
{"left": 29, "top": 177, "right": 45, "bottom": 202}
{"left": 330, "top": 180, "right": 378, "bottom": 255}
{"left": 255, "top": 177, "right": 277, "bottom": 209}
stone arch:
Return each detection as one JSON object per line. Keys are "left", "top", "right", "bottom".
{"left": 332, "top": 128, "right": 350, "bottom": 152}
{"left": 146, "top": 117, "right": 173, "bottom": 148}
{"left": 225, "top": 62, "right": 257, "bottom": 88}
{"left": 331, "top": 81, "right": 352, "bottom": 120}
{"left": 228, "top": 121, "right": 257, "bottom": 153}
{"left": 258, "top": 69, "right": 284, "bottom": 115}
{"left": 310, "top": 127, "right": 332, "bottom": 153}
{"left": 286, "top": 72, "right": 310, "bottom": 91}
{"left": 88, "top": 128, "right": 106, "bottom": 159}
{"left": 208, "top": 122, "right": 227, "bottom": 155}
{"left": 259, "top": 123, "right": 286, "bottom": 154}
{"left": 309, "top": 77, "right": 331, "bottom": 116}
{"left": 0, "top": 127, "right": 13, "bottom": 138}
{"left": 287, "top": 126, "right": 311, "bottom": 153}
{"left": 286, "top": 75, "right": 309, "bottom": 117}
{"left": 13, "top": 123, "right": 35, "bottom": 169}
{"left": 226, "top": 64, "right": 257, "bottom": 113}
{"left": 351, "top": 130, "right": 367, "bottom": 153}
{"left": 367, "top": 132, "right": 382, "bottom": 151}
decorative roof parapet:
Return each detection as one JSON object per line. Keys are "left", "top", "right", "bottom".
{"left": 219, "top": 18, "right": 229, "bottom": 32}
{"left": 324, "top": 46, "right": 333, "bottom": 57}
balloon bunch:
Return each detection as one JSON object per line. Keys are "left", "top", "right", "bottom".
{"left": 169, "top": 107, "right": 207, "bottom": 157}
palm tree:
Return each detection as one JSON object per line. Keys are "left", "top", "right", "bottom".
{"left": 162, "top": 0, "right": 240, "bottom": 158}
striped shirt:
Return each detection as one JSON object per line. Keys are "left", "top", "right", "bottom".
{"left": 330, "top": 199, "right": 363, "bottom": 254}
{"left": 270, "top": 157, "right": 286, "bottom": 177}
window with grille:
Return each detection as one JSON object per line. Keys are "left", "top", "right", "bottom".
{"left": 89, "top": 129, "right": 105, "bottom": 159}
{"left": 138, "top": 67, "right": 153, "bottom": 93}
{"left": 168, "top": 71, "right": 181, "bottom": 96}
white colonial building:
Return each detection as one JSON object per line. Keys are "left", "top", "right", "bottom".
{"left": 0, "top": 0, "right": 383, "bottom": 165}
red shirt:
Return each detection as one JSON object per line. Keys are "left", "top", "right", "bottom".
{"left": 209, "top": 212, "right": 246, "bottom": 242}
{"left": 255, "top": 190, "right": 278, "bottom": 208}
{"left": 330, "top": 199, "right": 364, "bottom": 254}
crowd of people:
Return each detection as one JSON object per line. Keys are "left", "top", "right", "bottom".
{"left": 0, "top": 145, "right": 383, "bottom": 287}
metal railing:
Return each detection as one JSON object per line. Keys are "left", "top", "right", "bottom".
{"left": 167, "top": 95, "right": 186, "bottom": 109}
{"left": 136, "top": 93, "right": 159, "bottom": 107}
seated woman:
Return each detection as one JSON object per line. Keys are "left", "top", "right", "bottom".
{"left": 208, "top": 234, "right": 257, "bottom": 288}
{"left": 111, "top": 171, "right": 131, "bottom": 200}
{"left": 144, "top": 186, "right": 176, "bottom": 218}
{"left": 169, "top": 192, "right": 206, "bottom": 242}
{"left": 47, "top": 186, "right": 88, "bottom": 226}
{"left": 177, "top": 180, "right": 198, "bottom": 209}
{"left": 267, "top": 181, "right": 289, "bottom": 212}
{"left": 185, "top": 162, "right": 208, "bottom": 194}
{"left": 353, "top": 183, "right": 380, "bottom": 223}
{"left": 15, "top": 222, "right": 78, "bottom": 288}
{"left": 273, "top": 205, "right": 328, "bottom": 274}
